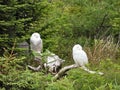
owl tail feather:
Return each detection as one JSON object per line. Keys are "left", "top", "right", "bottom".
{"left": 81, "top": 66, "right": 104, "bottom": 75}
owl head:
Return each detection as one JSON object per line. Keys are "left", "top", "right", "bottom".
{"left": 31, "top": 32, "right": 41, "bottom": 39}
{"left": 73, "top": 44, "right": 82, "bottom": 51}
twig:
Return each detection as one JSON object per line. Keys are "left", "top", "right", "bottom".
{"left": 28, "top": 65, "right": 41, "bottom": 71}
{"left": 81, "top": 66, "right": 104, "bottom": 75}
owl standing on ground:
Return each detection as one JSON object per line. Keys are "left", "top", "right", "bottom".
{"left": 30, "top": 32, "right": 43, "bottom": 54}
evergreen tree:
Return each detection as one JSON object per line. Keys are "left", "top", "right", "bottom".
{"left": 0, "top": 0, "right": 51, "bottom": 55}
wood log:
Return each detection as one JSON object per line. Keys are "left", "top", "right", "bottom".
{"left": 53, "top": 64, "right": 104, "bottom": 81}
{"left": 53, "top": 64, "right": 78, "bottom": 80}
{"left": 28, "top": 64, "right": 104, "bottom": 81}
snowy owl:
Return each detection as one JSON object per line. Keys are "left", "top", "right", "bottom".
{"left": 72, "top": 44, "right": 104, "bottom": 75}
{"left": 72, "top": 44, "right": 88, "bottom": 67}
{"left": 30, "top": 32, "right": 43, "bottom": 53}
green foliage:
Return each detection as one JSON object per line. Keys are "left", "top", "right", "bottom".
{"left": 41, "top": 0, "right": 120, "bottom": 63}
{"left": 96, "top": 83, "right": 120, "bottom": 90}
{"left": 0, "top": 0, "right": 120, "bottom": 89}
{"left": 0, "top": 69, "right": 52, "bottom": 90}
{"left": 45, "top": 59, "right": 120, "bottom": 90}
{"left": 67, "top": 69, "right": 105, "bottom": 90}
{"left": 0, "top": 47, "right": 26, "bottom": 74}
{"left": 0, "top": 0, "right": 119, "bottom": 59}
{"left": 0, "top": 0, "right": 51, "bottom": 55}
{"left": 0, "top": 49, "right": 53, "bottom": 89}
{"left": 46, "top": 77, "right": 74, "bottom": 90}
{"left": 0, "top": 50, "right": 120, "bottom": 90}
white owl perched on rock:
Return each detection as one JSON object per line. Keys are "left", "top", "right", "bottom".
{"left": 30, "top": 32, "right": 43, "bottom": 54}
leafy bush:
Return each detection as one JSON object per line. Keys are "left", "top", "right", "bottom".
{"left": 0, "top": 69, "right": 52, "bottom": 90}
{"left": 46, "top": 77, "right": 74, "bottom": 90}
{"left": 67, "top": 68, "right": 105, "bottom": 90}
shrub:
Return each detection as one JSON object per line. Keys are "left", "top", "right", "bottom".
{"left": 0, "top": 69, "right": 52, "bottom": 90}
{"left": 84, "top": 36, "right": 120, "bottom": 64}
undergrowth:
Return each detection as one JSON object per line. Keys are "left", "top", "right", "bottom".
{"left": 0, "top": 56, "right": 120, "bottom": 90}
{"left": 85, "top": 36, "right": 120, "bottom": 64}
{"left": 0, "top": 36, "right": 120, "bottom": 90}
{"left": 46, "top": 59, "right": 120, "bottom": 90}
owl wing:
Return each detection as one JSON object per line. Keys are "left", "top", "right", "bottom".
{"left": 30, "top": 38, "right": 43, "bottom": 53}
{"left": 35, "top": 38, "right": 43, "bottom": 53}
{"left": 73, "top": 50, "right": 88, "bottom": 66}
{"left": 40, "top": 39, "right": 43, "bottom": 52}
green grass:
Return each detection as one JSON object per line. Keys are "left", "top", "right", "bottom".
{"left": 0, "top": 51, "right": 120, "bottom": 90}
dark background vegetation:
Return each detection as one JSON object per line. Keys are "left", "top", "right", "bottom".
{"left": 0, "top": 0, "right": 120, "bottom": 90}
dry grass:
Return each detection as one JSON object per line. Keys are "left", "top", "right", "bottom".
{"left": 84, "top": 36, "right": 120, "bottom": 64}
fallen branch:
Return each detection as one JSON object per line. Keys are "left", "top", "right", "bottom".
{"left": 28, "top": 65, "right": 41, "bottom": 71}
{"left": 53, "top": 64, "right": 104, "bottom": 81}
{"left": 53, "top": 64, "right": 78, "bottom": 80}
{"left": 28, "top": 64, "right": 104, "bottom": 81}
{"left": 81, "top": 66, "right": 104, "bottom": 75}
